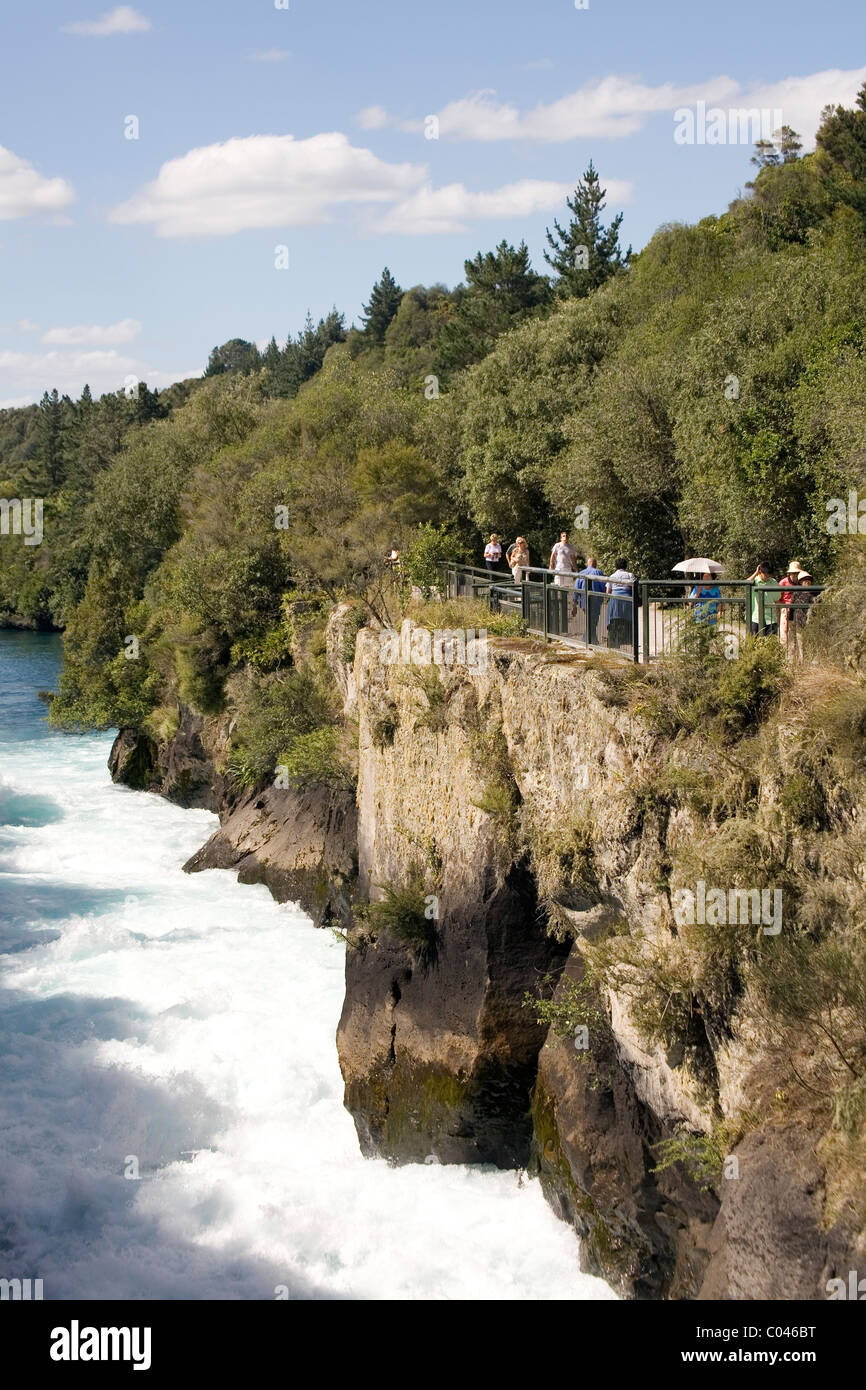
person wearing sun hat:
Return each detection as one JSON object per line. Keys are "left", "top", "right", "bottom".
{"left": 777, "top": 560, "right": 803, "bottom": 652}
{"left": 786, "top": 568, "right": 816, "bottom": 661}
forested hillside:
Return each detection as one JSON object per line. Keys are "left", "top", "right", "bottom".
{"left": 2, "top": 90, "right": 865, "bottom": 748}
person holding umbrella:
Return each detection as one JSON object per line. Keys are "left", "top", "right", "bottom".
{"left": 672, "top": 558, "right": 725, "bottom": 629}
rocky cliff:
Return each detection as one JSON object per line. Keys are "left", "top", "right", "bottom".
{"left": 109, "top": 611, "right": 866, "bottom": 1301}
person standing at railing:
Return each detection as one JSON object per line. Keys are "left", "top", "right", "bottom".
{"left": 549, "top": 531, "right": 577, "bottom": 587}
{"left": 606, "top": 558, "right": 636, "bottom": 648}
{"left": 688, "top": 571, "right": 721, "bottom": 626}
{"left": 507, "top": 537, "right": 530, "bottom": 584}
{"left": 777, "top": 559, "right": 803, "bottom": 653}
{"left": 746, "top": 561, "right": 779, "bottom": 636}
{"left": 484, "top": 534, "right": 502, "bottom": 574}
{"left": 572, "top": 555, "right": 605, "bottom": 642}
{"left": 786, "top": 569, "right": 816, "bottom": 662}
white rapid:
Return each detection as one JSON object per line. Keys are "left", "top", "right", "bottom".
{"left": 0, "top": 633, "right": 614, "bottom": 1301}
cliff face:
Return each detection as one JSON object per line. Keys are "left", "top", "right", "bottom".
{"left": 336, "top": 630, "right": 722, "bottom": 1294}
{"left": 335, "top": 628, "right": 863, "bottom": 1299}
{"left": 108, "top": 617, "right": 865, "bottom": 1300}
{"left": 109, "top": 707, "right": 225, "bottom": 811}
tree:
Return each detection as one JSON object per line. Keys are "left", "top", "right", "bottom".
{"left": 777, "top": 126, "right": 803, "bottom": 162}
{"left": 270, "top": 308, "right": 346, "bottom": 398}
{"left": 204, "top": 339, "right": 261, "bottom": 377}
{"left": 360, "top": 267, "right": 403, "bottom": 343}
{"left": 748, "top": 127, "right": 802, "bottom": 181}
{"left": 437, "top": 241, "right": 551, "bottom": 370}
{"left": 36, "top": 388, "right": 66, "bottom": 487}
{"left": 750, "top": 139, "right": 780, "bottom": 171}
{"left": 544, "top": 162, "right": 631, "bottom": 298}
{"left": 816, "top": 83, "right": 866, "bottom": 216}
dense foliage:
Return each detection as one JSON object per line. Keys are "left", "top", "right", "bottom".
{"left": 1, "top": 94, "right": 864, "bottom": 792}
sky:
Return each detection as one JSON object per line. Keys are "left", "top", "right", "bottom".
{"left": 1, "top": 0, "right": 865, "bottom": 407}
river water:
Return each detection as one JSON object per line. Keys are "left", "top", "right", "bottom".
{"left": 0, "top": 631, "right": 613, "bottom": 1301}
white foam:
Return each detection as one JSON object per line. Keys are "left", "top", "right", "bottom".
{"left": 0, "top": 732, "right": 615, "bottom": 1301}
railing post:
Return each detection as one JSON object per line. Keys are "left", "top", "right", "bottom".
{"left": 631, "top": 582, "right": 639, "bottom": 664}
{"left": 542, "top": 570, "right": 549, "bottom": 644}
{"left": 745, "top": 581, "right": 753, "bottom": 639}
{"left": 641, "top": 581, "right": 650, "bottom": 664}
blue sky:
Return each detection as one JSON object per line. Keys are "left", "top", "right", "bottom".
{"left": 1, "top": 0, "right": 865, "bottom": 405}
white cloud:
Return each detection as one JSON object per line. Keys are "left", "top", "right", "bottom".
{"left": 109, "top": 132, "right": 427, "bottom": 237}
{"left": 737, "top": 68, "right": 866, "bottom": 143}
{"left": 427, "top": 78, "right": 739, "bottom": 142}
{"left": 356, "top": 105, "right": 390, "bottom": 130}
{"left": 41, "top": 318, "right": 142, "bottom": 346}
{"left": 420, "top": 66, "right": 866, "bottom": 143}
{"left": 0, "top": 348, "right": 197, "bottom": 406}
{"left": 17, "top": 319, "right": 40, "bottom": 333}
{"left": 62, "top": 6, "right": 151, "bottom": 36}
{"left": 248, "top": 49, "right": 291, "bottom": 63}
{"left": 375, "top": 177, "right": 631, "bottom": 236}
{"left": 0, "top": 146, "right": 76, "bottom": 221}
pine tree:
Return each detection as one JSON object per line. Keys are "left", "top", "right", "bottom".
{"left": 36, "top": 388, "right": 66, "bottom": 488}
{"left": 360, "top": 267, "right": 403, "bottom": 343}
{"left": 263, "top": 336, "right": 281, "bottom": 374}
{"left": 544, "top": 162, "right": 631, "bottom": 298}
{"left": 777, "top": 126, "right": 803, "bottom": 162}
{"left": 817, "top": 83, "right": 866, "bottom": 208}
{"left": 437, "top": 241, "right": 550, "bottom": 370}
{"left": 750, "top": 138, "right": 780, "bottom": 170}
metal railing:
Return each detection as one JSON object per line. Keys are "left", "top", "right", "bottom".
{"left": 440, "top": 562, "right": 639, "bottom": 659}
{"left": 637, "top": 578, "right": 825, "bottom": 661}
{"left": 439, "top": 564, "right": 825, "bottom": 663}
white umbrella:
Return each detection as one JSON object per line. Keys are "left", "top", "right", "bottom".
{"left": 672, "top": 558, "right": 725, "bottom": 574}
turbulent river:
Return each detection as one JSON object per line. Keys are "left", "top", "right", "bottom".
{"left": 0, "top": 631, "right": 613, "bottom": 1301}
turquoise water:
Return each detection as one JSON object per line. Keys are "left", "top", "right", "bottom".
{"left": 0, "top": 631, "right": 614, "bottom": 1301}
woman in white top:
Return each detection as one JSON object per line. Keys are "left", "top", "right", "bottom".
{"left": 484, "top": 534, "right": 502, "bottom": 574}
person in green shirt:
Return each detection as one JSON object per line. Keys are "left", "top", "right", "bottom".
{"left": 747, "top": 561, "right": 779, "bottom": 636}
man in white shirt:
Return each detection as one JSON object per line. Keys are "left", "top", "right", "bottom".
{"left": 549, "top": 532, "right": 577, "bottom": 587}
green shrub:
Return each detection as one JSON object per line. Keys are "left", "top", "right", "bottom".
{"left": 469, "top": 718, "right": 520, "bottom": 841}
{"left": 401, "top": 522, "right": 470, "bottom": 599}
{"left": 277, "top": 726, "right": 352, "bottom": 791}
{"left": 142, "top": 703, "right": 180, "bottom": 745}
{"left": 408, "top": 595, "right": 526, "bottom": 639}
{"left": 340, "top": 604, "right": 368, "bottom": 664}
{"left": 225, "top": 665, "right": 336, "bottom": 788}
{"left": 230, "top": 624, "right": 293, "bottom": 672}
{"left": 636, "top": 624, "right": 788, "bottom": 743}
{"left": 651, "top": 1121, "right": 740, "bottom": 1192}
{"left": 778, "top": 769, "right": 826, "bottom": 828}
{"left": 363, "top": 868, "right": 438, "bottom": 963}
{"left": 750, "top": 930, "right": 866, "bottom": 1088}
{"left": 407, "top": 666, "right": 452, "bottom": 733}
